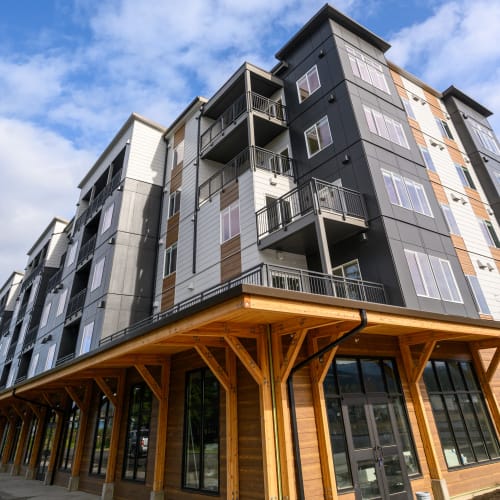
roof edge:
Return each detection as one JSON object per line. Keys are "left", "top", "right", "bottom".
{"left": 442, "top": 85, "right": 493, "bottom": 118}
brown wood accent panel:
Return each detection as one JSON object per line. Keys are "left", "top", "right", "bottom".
{"left": 491, "top": 247, "right": 500, "bottom": 264}
{"left": 480, "top": 313, "right": 494, "bottom": 321}
{"left": 220, "top": 180, "right": 239, "bottom": 211}
{"left": 389, "top": 69, "right": 407, "bottom": 98}
{"left": 170, "top": 163, "right": 183, "bottom": 192}
{"left": 443, "top": 137, "right": 458, "bottom": 151}
{"left": 221, "top": 235, "right": 241, "bottom": 282}
{"left": 427, "top": 170, "right": 441, "bottom": 185}
{"left": 469, "top": 195, "right": 489, "bottom": 220}
{"left": 165, "top": 212, "right": 179, "bottom": 247}
{"left": 450, "top": 234, "right": 466, "bottom": 251}
{"left": 430, "top": 180, "right": 448, "bottom": 204}
{"left": 447, "top": 144, "right": 466, "bottom": 165}
{"left": 464, "top": 185, "right": 480, "bottom": 202}
{"left": 174, "top": 126, "right": 185, "bottom": 148}
{"left": 410, "top": 123, "right": 427, "bottom": 146}
{"left": 161, "top": 274, "right": 176, "bottom": 311}
{"left": 455, "top": 247, "right": 475, "bottom": 276}
{"left": 423, "top": 90, "right": 445, "bottom": 119}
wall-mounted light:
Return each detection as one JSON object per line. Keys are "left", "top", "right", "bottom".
{"left": 41, "top": 335, "right": 52, "bottom": 344}
{"left": 108, "top": 237, "right": 115, "bottom": 245}
{"left": 342, "top": 154, "right": 351, "bottom": 164}
{"left": 97, "top": 300, "right": 106, "bottom": 309}
{"left": 318, "top": 49, "right": 325, "bottom": 58}
{"left": 328, "top": 93, "right": 336, "bottom": 103}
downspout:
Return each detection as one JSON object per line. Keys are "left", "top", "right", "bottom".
{"left": 152, "top": 135, "right": 169, "bottom": 314}
{"left": 192, "top": 105, "right": 204, "bottom": 274}
{"left": 287, "top": 309, "right": 367, "bottom": 500}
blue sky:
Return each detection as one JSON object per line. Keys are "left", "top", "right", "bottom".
{"left": 1, "top": 0, "right": 500, "bottom": 281}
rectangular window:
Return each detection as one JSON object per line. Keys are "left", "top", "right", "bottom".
{"left": 40, "top": 302, "right": 52, "bottom": 328}
{"left": 66, "top": 242, "right": 78, "bottom": 267}
{"left": 91, "top": 257, "right": 105, "bottom": 291}
{"left": 420, "top": 146, "right": 437, "bottom": 172}
{"left": 123, "top": 384, "right": 152, "bottom": 482}
{"left": 441, "top": 205, "right": 460, "bottom": 235}
{"left": 27, "top": 279, "right": 40, "bottom": 306}
{"left": 382, "top": 170, "right": 432, "bottom": 216}
{"left": 79, "top": 321, "right": 94, "bottom": 355}
{"left": 455, "top": 164, "right": 476, "bottom": 189}
{"left": 168, "top": 190, "right": 181, "bottom": 218}
{"left": 27, "top": 353, "right": 39, "bottom": 378}
{"left": 346, "top": 45, "right": 390, "bottom": 94}
{"left": 45, "top": 344, "right": 56, "bottom": 370}
{"left": 221, "top": 202, "right": 240, "bottom": 242}
{"left": 479, "top": 219, "right": 500, "bottom": 248}
{"left": 59, "top": 403, "right": 80, "bottom": 472}
{"left": 173, "top": 141, "right": 184, "bottom": 168}
{"left": 363, "top": 106, "right": 409, "bottom": 148}
{"left": 163, "top": 243, "right": 177, "bottom": 277}
{"left": 405, "top": 249, "right": 462, "bottom": 302}
{"left": 100, "top": 203, "right": 114, "bottom": 234}
{"left": 467, "top": 275, "right": 491, "bottom": 315}
{"left": 296, "top": 65, "right": 321, "bottom": 103}
{"left": 424, "top": 360, "right": 500, "bottom": 468}
{"left": 472, "top": 123, "right": 500, "bottom": 155}
{"left": 435, "top": 117, "right": 454, "bottom": 140}
{"left": 402, "top": 98, "right": 416, "bottom": 119}
{"left": 183, "top": 368, "right": 219, "bottom": 493}
{"left": 90, "top": 394, "right": 114, "bottom": 476}
{"left": 304, "top": 116, "right": 333, "bottom": 157}
{"left": 56, "top": 288, "right": 68, "bottom": 317}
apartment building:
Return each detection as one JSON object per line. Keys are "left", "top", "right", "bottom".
{"left": 1, "top": 5, "right": 500, "bottom": 500}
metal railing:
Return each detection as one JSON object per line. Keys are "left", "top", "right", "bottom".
{"left": 14, "top": 375, "right": 27, "bottom": 384}
{"left": 5, "top": 343, "right": 16, "bottom": 363}
{"left": 55, "top": 352, "right": 75, "bottom": 367}
{"left": 200, "top": 92, "right": 287, "bottom": 152}
{"left": 16, "top": 302, "right": 28, "bottom": 323}
{"left": 76, "top": 235, "right": 97, "bottom": 267}
{"left": 99, "top": 263, "right": 386, "bottom": 349}
{"left": 256, "top": 179, "right": 366, "bottom": 238}
{"left": 65, "top": 288, "right": 87, "bottom": 318}
{"left": 47, "top": 267, "right": 64, "bottom": 291}
{"left": 198, "top": 146, "right": 294, "bottom": 204}
{"left": 22, "top": 326, "right": 38, "bottom": 352}
{"left": 20, "top": 262, "right": 44, "bottom": 291}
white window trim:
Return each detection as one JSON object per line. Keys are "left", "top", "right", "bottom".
{"left": 296, "top": 65, "right": 321, "bottom": 103}
{"left": 100, "top": 203, "right": 115, "bottom": 235}
{"left": 220, "top": 202, "right": 240, "bottom": 243}
{"left": 40, "top": 302, "right": 52, "bottom": 328}
{"left": 28, "top": 353, "right": 39, "bottom": 378}
{"left": 168, "top": 191, "right": 181, "bottom": 218}
{"left": 91, "top": 257, "right": 105, "bottom": 291}
{"left": 163, "top": 243, "right": 177, "bottom": 277}
{"left": 441, "top": 205, "right": 460, "bottom": 235}
{"left": 45, "top": 344, "right": 56, "bottom": 371}
{"left": 56, "top": 288, "right": 68, "bottom": 317}
{"left": 420, "top": 146, "right": 436, "bottom": 172}
{"left": 66, "top": 242, "right": 78, "bottom": 267}
{"left": 346, "top": 44, "right": 390, "bottom": 94}
{"left": 304, "top": 116, "right": 333, "bottom": 158}
{"left": 172, "top": 141, "right": 184, "bottom": 169}
{"left": 364, "top": 105, "right": 409, "bottom": 148}
{"left": 79, "top": 321, "right": 94, "bottom": 355}
{"left": 467, "top": 275, "right": 491, "bottom": 315}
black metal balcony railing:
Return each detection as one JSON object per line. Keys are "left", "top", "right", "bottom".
{"left": 16, "top": 302, "right": 28, "bottom": 323}
{"left": 76, "top": 235, "right": 97, "bottom": 267}
{"left": 74, "top": 170, "right": 122, "bottom": 233}
{"left": 200, "top": 92, "right": 287, "bottom": 151}
{"left": 47, "top": 267, "right": 64, "bottom": 291}
{"left": 22, "top": 326, "right": 38, "bottom": 352}
{"left": 65, "top": 288, "right": 87, "bottom": 318}
{"left": 20, "top": 261, "right": 44, "bottom": 291}
{"left": 100, "top": 263, "right": 386, "bottom": 349}
{"left": 55, "top": 352, "right": 75, "bottom": 367}
{"left": 256, "top": 179, "right": 367, "bottom": 238}
{"left": 0, "top": 323, "right": 10, "bottom": 337}
{"left": 5, "top": 343, "right": 16, "bottom": 363}
{"left": 199, "top": 146, "right": 294, "bottom": 204}
{"left": 14, "top": 375, "right": 27, "bottom": 384}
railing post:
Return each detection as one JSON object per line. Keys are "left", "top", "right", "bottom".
{"left": 311, "top": 179, "right": 320, "bottom": 215}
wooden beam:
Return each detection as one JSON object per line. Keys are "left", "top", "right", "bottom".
{"left": 105, "top": 371, "right": 125, "bottom": 485}
{"left": 224, "top": 335, "right": 263, "bottom": 385}
{"left": 152, "top": 360, "right": 171, "bottom": 493}
{"left": 472, "top": 339, "right": 500, "bottom": 350}
{"left": 134, "top": 364, "right": 162, "bottom": 401}
{"left": 195, "top": 345, "right": 230, "bottom": 392}
{"left": 27, "top": 403, "right": 41, "bottom": 420}
{"left": 486, "top": 347, "right": 500, "bottom": 383}
{"left": 400, "top": 330, "right": 463, "bottom": 346}
{"left": 412, "top": 340, "right": 436, "bottom": 383}
{"left": 94, "top": 377, "right": 118, "bottom": 406}
{"left": 309, "top": 333, "right": 342, "bottom": 385}
{"left": 279, "top": 329, "right": 308, "bottom": 382}
{"left": 272, "top": 317, "right": 345, "bottom": 336}
{"left": 226, "top": 348, "right": 239, "bottom": 500}
{"left": 65, "top": 386, "right": 84, "bottom": 410}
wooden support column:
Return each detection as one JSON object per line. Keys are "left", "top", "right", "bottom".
{"left": 26, "top": 407, "right": 47, "bottom": 480}
{"left": 45, "top": 409, "right": 64, "bottom": 485}
{"left": 102, "top": 372, "right": 125, "bottom": 500}
{"left": 11, "top": 408, "right": 31, "bottom": 476}
{"left": 1, "top": 416, "right": 17, "bottom": 470}
{"left": 400, "top": 340, "right": 450, "bottom": 500}
{"left": 67, "top": 383, "right": 93, "bottom": 491}
{"left": 471, "top": 347, "right": 500, "bottom": 434}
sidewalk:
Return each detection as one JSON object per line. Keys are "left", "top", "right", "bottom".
{"left": 0, "top": 473, "right": 99, "bottom": 500}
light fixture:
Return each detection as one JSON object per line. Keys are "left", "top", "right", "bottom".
{"left": 342, "top": 154, "right": 350, "bottom": 164}
{"left": 108, "top": 237, "right": 115, "bottom": 245}
{"left": 477, "top": 259, "right": 488, "bottom": 269}
{"left": 328, "top": 93, "right": 336, "bottom": 103}
{"left": 269, "top": 177, "right": 277, "bottom": 186}
{"left": 97, "top": 300, "right": 106, "bottom": 309}
{"left": 318, "top": 49, "right": 325, "bottom": 58}
{"left": 188, "top": 281, "right": 195, "bottom": 290}
{"left": 41, "top": 335, "right": 52, "bottom": 344}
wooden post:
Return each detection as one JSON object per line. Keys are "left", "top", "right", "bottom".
{"left": 1, "top": 416, "right": 17, "bottom": 470}
{"left": 26, "top": 407, "right": 47, "bottom": 480}
{"left": 68, "top": 383, "right": 93, "bottom": 491}
{"left": 11, "top": 410, "right": 31, "bottom": 476}
{"left": 226, "top": 348, "right": 239, "bottom": 500}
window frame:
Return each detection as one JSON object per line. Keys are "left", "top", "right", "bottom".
{"left": 402, "top": 98, "right": 416, "bottom": 119}
{"left": 455, "top": 164, "right": 476, "bottom": 190}
{"left": 56, "top": 288, "right": 68, "bottom": 317}
{"left": 90, "top": 394, "right": 114, "bottom": 476}
{"left": 220, "top": 202, "right": 240, "bottom": 243}
{"left": 79, "top": 321, "right": 94, "bottom": 355}
{"left": 420, "top": 146, "right": 437, "bottom": 172}
{"left": 441, "top": 204, "right": 460, "bottom": 235}
{"left": 40, "top": 302, "right": 52, "bottom": 328}
{"left": 27, "top": 352, "right": 39, "bottom": 378}
{"left": 364, "top": 106, "right": 409, "bottom": 149}
{"left": 45, "top": 344, "right": 56, "bottom": 370}
{"left": 479, "top": 219, "right": 500, "bottom": 248}
{"left": 66, "top": 242, "right": 78, "bottom": 268}
{"left": 168, "top": 190, "right": 181, "bottom": 218}
{"left": 163, "top": 243, "right": 177, "bottom": 277}
{"left": 346, "top": 44, "right": 390, "bottom": 94}
{"left": 100, "top": 203, "right": 115, "bottom": 235}
{"left": 472, "top": 123, "right": 500, "bottom": 156}
{"left": 466, "top": 275, "right": 491, "bottom": 315}
{"left": 435, "top": 117, "right": 454, "bottom": 140}
{"left": 304, "top": 116, "right": 333, "bottom": 158}
{"left": 296, "top": 65, "right": 321, "bottom": 103}
{"left": 59, "top": 403, "right": 80, "bottom": 472}
{"left": 90, "top": 257, "right": 105, "bottom": 291}
{"left": 173, "top": 140, "right": 184, "bottom": 168}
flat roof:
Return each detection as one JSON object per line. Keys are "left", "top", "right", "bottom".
{"left": 164, "top": 96, "right": 207, "bottom": 138}
{"left": 27, "top": 216, "right": 69, "bottom": 256}
{"left": 442, "top": 85, "right": 493, "bottom": 117}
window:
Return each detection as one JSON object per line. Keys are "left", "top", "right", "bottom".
{"left": 45, "top": 344, "right": 56, "bottom": 371}
{"left": 163, "top": 244, "right": 177, "bottom": 277}
{"left": 304, "top": 116, "right": 333, "bottom": 157}
{"left": 183, "top": 368, "right": 219, "bottom": 493}
{"left": 420, "top": 146, "right": 437, "bottom": 172}
{"left": 332, "top": 260, "right": 363, "bottom": 300}
{"left": 467, "top": 275, "right": 491, "bottom": 315}
{"left": 27, "top": 353, "right": 39, "bottom": 378}
{"left": 23, "top": 418, "right": 38, "bottom": 465}
{"left": 168, "top": 190, "right": 181, "bottom": 218}
{"left": 441, "top": 205, "right": 460, "bottom": 235}
{"left": 39, "top": 302, "right": 51, "bottom": 329}
{"left": 435, "top": 117, "right": 454, "bottom": 140}
{"left": 402, "top": 98, "right": 416, "bottom": 119}
{"left": 79, "top": 322, "right": 94, "bottom": 355}
{"left": 472, "top": 123, "right": 500, "bottom": 156}
{"left": 346, "top": 45, "right": 390, "bottom": 94}
{"left": 66, "top": 243, "right": 78, "bottom": 267}
{"left": 123, "top": 383, "right": 152, "bottom": 482}
{"left": 221, "top": 202, "right": 240, "bottom": 242}
{"left": 405, "top": 250, "right": 462, "bottom": 302}
{"left": 382, "top": 170, "right": 433, "bottom": 216}
{"left": 60, "top": 403, "right": 80, "bottom": 472}
{"left": 27, "top": 279, "right": 39, "bottom": 306}
{"left": 90, "top": 394, "right": 114, "bottom": 476}
{"left": 479, "top": 219, "right": 500, "bottom": 248}
{"left": 173, "top": 141, "right": 184, "bottom": 168}
{"left": 424, "top": 360, "right": 500, "bottom": 468}
{"left": 101, "top": 203, "right": 114, "bottom": 234}
{"left": 455, "top": 164, "right": 476, "bottom": 189}
{"left": 91, "top": 257, "right": 105, "bottom": 291}
{"left": 296, "top": 65, "right": 321, "bottom": 103}
{"left": 56, "top": 288, "right": 68, "bottom": 317}
{"left": 364, "top": 106, "right": 409, "bottom": 148}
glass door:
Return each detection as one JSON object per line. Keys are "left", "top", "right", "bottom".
{"left": 36, "top": 410, "right": 56, "bottom": 481}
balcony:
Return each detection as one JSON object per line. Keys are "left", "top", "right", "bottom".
{"left": 5, "top": 343, "right": 16, "bottom": 363}
{"left": 200, "top": 92, "right": 287, "bottom": 163}
{"left": 22, "top": 326, "right": 38, "bottom": 353}
{"left": 16, "top": 302, "right": 28, "bottom": 323}
{"left": 199, "top": 146, "right": 294, "bottom": 204}
{"left": 20, "top": 261, "right": 44, "bottom": 291}
{"left": 76, "top": 235, "right": 97, "bottom": 268}
{"left": 256, "top": 179, "right": 367, "bottom": 251}
{"left": 65, "top": 288, "right": 87, "bottom": 323}
{"left": 47, "top": 267, "right": 64, "bottom": 291}
{"left": 55, "top": 352, "right": 75, "bottom": 367}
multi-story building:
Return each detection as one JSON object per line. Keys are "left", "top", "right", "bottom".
{"left": 1, "top": 5, "right": 500, "bottom": 500}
